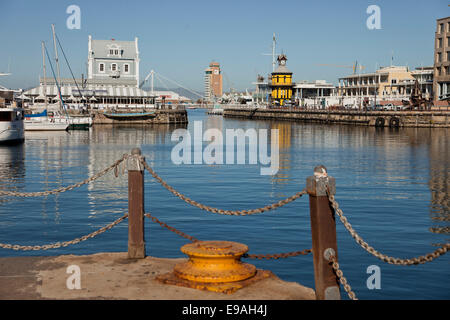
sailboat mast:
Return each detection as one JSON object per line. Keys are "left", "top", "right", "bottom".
{"left": 51, "top": 24, "right": 62, "bottom": 109}
{"left": 41, "top": 41, "right": 48, "bottom": 110}
{"left": 272, "top": 33, "right": 276, "bottom": 72}
{"left": 151, "top": 70, "right": 154, "bottom": 96}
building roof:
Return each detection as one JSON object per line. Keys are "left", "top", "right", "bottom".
{"left": 339, "top": 66, "right": 412, "bottom": 80}
{"left": 436, "top": 16, "right": 450, "bottom": 22}
{"left": 23, "top": 84, "right": 190, "bottom": 100}
{"left": 273, "top": 65, "right": 292, "bottom": 74}
{"left": 90, "top": 38, "right": 138, "bottom": 60}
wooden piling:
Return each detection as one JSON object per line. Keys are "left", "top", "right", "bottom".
{"left": 306, "top": 165, "right": 340, "bottom": 300}
{"left": 127, "top": 148, "right": 146, "bottom": 259}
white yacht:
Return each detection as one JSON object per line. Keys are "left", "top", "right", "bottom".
{"left": 0, "top": 105, "right": 25, "bottom": 144}
{"left": 24, "top": 117, "right": 69, "bottom": 131}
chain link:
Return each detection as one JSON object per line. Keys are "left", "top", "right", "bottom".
{"left": 243, "top": 249, "right": 312, "bottom": 260}
{"left": 328, "top": 194, "right": 450, "bottom": 265}
{"left": 0, "top": 214, "right": 128, "bottom": 251}
{"left": 141, "top": 159, "right": 307, "bottom": 216}
{"left": 0, "top": 154, "right": 129, "bottom": 198}
{"left": 144, "top": 212, "right": 199, "bottom": 242}
{"left": 329, "top": 255, "right": 358, "bottom": 300}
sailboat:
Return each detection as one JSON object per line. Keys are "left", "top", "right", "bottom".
{"left": 24, "top": 41, "right": 69, "bottom": 131}
{"left": 50, "top": 25, "right": 92, "bottom": 130}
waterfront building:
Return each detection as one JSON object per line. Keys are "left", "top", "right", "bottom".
{"left": 88, "top": 36, "right": 140, "bottom": 86}
{"left": 204, "top": 62, "right": 223, "bottom": 102}
{"left": 270, "top": 54, "right": 294, "bottom": 106}
{"left": 252, "top": 75, "right": 271, "bottom": 103}
{"left": 433, "top": 16, "right": 450, "bottom": 102}
{"left": 338, "top": 66, "right": 416, "bottom": 102}
{"left": 254, "top": 76, "right": 336, "bottom": 107}
{"left": 23, "top": 36, "right": 190, "bottom": 109}
{"left": 395, "top": 67, "right": 434, "bottom": 100}
{"left": 293, "top": 80, "right": 336, "bottom": 99}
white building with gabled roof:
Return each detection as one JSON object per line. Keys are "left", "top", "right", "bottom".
{"left": 23, "top": 36, "right": 191, "bottom": 109}
{"left": 87, "top": 36, "right": 140, "bottom": 87}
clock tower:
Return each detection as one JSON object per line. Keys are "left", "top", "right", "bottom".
{"left": 270, "top": 54, "right": 293, "bottom": 106}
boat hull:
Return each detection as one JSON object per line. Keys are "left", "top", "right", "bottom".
{"left": 0, "top": 110, "right": 25, "bottom": 144}
{"left": 24, "top": 121, "right": 69, "bottom": 131}
{"left": 102, "top": 112, "right": 157, "bottom": 121}
{"left": 54, "top": 116, "right": 92, "bottom": 130}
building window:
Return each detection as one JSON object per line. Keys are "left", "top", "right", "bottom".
{"left": 391, "top": 79, "right": 397, "bottom": 84}
{"left": 109, "top": 49, "right": 114, "bottom": 55}
{"left": 437, "top": 53, "right": 442, "bottom": 63}
{"left": 440, "top": 23, "right": 444, "bottom": 33}
{"left": 438, "top": 38, "right": 443, "bottom": 48}
{"left": 111, "top": 63, "right": 117, "bottom": 71}
{"left": 99, "top": 63, "right": 105, "bottom": 72}
{"left": 124, "top": 64, "right": 129, "bottom": 73}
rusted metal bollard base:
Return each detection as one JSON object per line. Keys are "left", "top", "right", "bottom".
{"left": 156, "top": 240, "right": 272, "bottom": 294}
{"left": 156, "top": 269, "right": 274, "bottom": 294}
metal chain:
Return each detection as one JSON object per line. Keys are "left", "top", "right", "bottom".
{"left": 0, "top": 154, "right": 129, "bottom": 198}
{"left": 141, "top": 159, "right": 307, "bottom": 216}
{"left": 329, "top": 255, "right": 358, "bottom": 300}
{"left": 143, "top": 212, "right": 313, "bottom": 260}
{"left": 243, "top": 249, "right": 312, "bottom": 260}
{"left": 328, "top": 194, "right": 450, "bottom": 265}
{"left": 144, "top": 212, "right": 199, "bottom": 242}
{"left": 0, "top": 214, "right": 128, "bottom": 251}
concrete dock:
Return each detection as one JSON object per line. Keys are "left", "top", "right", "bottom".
{"left": 0, "top": 252, "right": 316, "bottom": 300}
{"left": 223, "top": 107, "right": 450, "bottom": 128}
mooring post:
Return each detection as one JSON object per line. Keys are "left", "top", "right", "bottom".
{"left": 127, "top": 148, "right": 146, "bottom": 259}
{"left": 306, "top": 165, "right": 340, "bottom": 300}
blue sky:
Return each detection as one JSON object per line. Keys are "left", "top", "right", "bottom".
{"left": 0, "top": 0, "right": 448, "bottom": 91}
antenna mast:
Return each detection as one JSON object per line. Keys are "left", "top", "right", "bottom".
{"left": 41, "top": 41, "right": 48, "bottom": 110}
{"left": 272, "top": 33, "right": 276, "bottom": 72}
{"left": 51, "top": 24, "right": 62, "bottom": 109}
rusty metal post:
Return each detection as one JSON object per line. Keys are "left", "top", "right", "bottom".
{"left": 306, "top": 165, "right": 340, "bottom": 300}
{"left": 127, "top": 148, "right": 145, "bottom": 259}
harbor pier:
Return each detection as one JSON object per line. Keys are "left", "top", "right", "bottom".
{"left": 223, "top": 107, "right": 450, "bottom": 128}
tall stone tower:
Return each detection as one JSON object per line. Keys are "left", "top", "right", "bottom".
{"left": 204, "top": 62, "right": 223, "bottom": 102}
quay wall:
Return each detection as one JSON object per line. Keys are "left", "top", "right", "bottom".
{"left": 91, "top": 109, "right": 188, "bottom": 125}
{"left": 223, "top": 108, "right": 450, "bottom": 128}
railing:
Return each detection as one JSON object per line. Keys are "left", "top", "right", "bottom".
{"left": 0, "top": 148, "right": 448, "bottom": 300}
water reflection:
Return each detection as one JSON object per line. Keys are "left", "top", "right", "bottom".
{"left": 86, "top": 124, "right": 188, "bottom": 214}
{"left": 271, "top": 122, "right": 292, "bottom": 194}
{"left": 0, "top": 144, "right": 25, "bottom": 203}
{"left": 428, "top": 129, "right": 449, "bottom": 238}
{"left": 1, "top": 117, "right": 449, "bottom": 238}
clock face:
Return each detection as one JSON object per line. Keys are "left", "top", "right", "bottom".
{"left": 280, "top": 59, "right": 286, "bottom": 66}
{"left": 214, "top": 70, "right": 219, "bottom": 75}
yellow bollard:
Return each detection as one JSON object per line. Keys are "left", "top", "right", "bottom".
{"left": 156, "top": 240, "right": 273, "bottom": 294}
{"left": 174, "top": 241, "right": 256, "bottom": 283}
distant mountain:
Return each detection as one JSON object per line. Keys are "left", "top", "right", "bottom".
{"left": 141, "top": 86, "right": 203, "bottom": 102}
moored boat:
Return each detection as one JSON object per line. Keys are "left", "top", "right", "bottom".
{"left": 102, "top": 111, "right": 156, "bottom": 121}
{"left": 0, "top": 106, "right": 25, "bottom": 144}
{"left": 24, "top": 116, "right": 69, "bottom": 131}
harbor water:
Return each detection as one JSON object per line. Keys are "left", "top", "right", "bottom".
{"left": 0, "top": 109, "right": 448, "bottom": 300}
